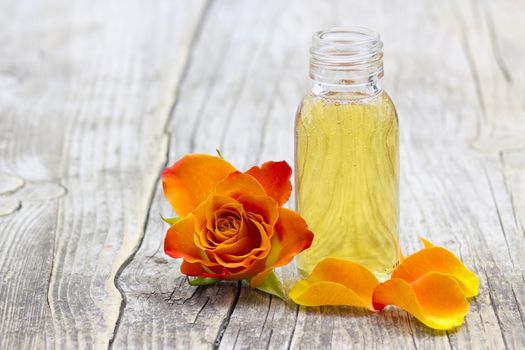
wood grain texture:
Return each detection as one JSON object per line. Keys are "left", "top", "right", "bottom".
{"left": 0, "top": 0, "right": 207, "bottom": 348}
{"left": 115, "top": 0, "right": 525, "bottom": 349}
{"left": 1, "top": 0, "right": 524, "bottom": 349}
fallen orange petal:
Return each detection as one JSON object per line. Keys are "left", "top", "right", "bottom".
{"left": 373, "top": 272, "right": 469, "bottom": 330}
{"left": 288, "top": 258, "right": 379, "bottom": 310}
{"left": 393, "top": 239, "right": 479, "bottom": 298}
{"left": 245, "top": 161, "right": 292, "bottom": 206}
{"left": 162, "top": 154, "right": 236, "bottom": 216}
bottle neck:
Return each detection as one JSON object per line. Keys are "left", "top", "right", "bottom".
{"left": 311, "top": 76, "right": 382, "bottom": 97}
{"left": 309, "top": 26, "right": 384, "bottom": 98}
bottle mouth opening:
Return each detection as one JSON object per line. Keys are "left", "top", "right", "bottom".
{"left": 314, "top": 26, "right": 381, "bottom": 48}
{"left": 310, "top": 26, "right": 384, "bottom": 85}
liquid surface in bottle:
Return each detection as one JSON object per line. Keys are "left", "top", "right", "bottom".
{"left": 295, "top": 91, "right": 399, "bottom": 280}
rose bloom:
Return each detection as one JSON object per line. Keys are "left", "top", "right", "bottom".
{"left": 162, "top": 154, "right": 313, "bottom": 287}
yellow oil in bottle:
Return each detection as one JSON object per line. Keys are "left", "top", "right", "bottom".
{"left": 295, "top": 92, "right": 399, "bottom": 280}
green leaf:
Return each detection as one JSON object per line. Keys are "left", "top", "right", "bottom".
{"left": 160, "top": 214, "right": 180, "bottom": 226}
{"left": 216, "top": 148, "right": 224, "bottom": 159}
{"left": 188, "top": 277, "right": 220, "bottom": 286}
{"left": 255, "top": 271, "right": 286, "bottom": 300}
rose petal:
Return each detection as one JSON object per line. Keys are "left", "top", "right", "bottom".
{"left": 250, "top": 208, "right": 313, "bottom": 287}
{"left": 204, "top": 195, "right": 242, "bottom": 236}
{"left": 181, "top": 259, "right": 209, "bottom": 276}
{"left": 212, "top": 240, "right": 259, "bottom": 268}
{"left": 215, "top": 171, "right": 267, "bottom": 199}
{"left": 211, "top": 218, "right": 268, "bottom": 257}
{"left": 245, "top": 161, "right": 292, "bottom": 206}
{"left": 288, "top": 258, "right": 379, "bottom": 310}
{"left": 202, "top": 216, "right": 272, "bottom": 280}
{"left": 373, "top": 272, "right": 469, "bottom": 330}
{"left": 211, "top": 215, "right": 272, "bottom": 267}
{"left": 206, "top": 252, "right": 269, "bottom": 281}
{"left": 238, "top": 194, "right": 279, "bottom": 227}
{"left": 190, "top": 196, "right": 242, "bottom": 251}
{"left": 164, "top": 204, "right": 226, "bottom": 275}
{"left": 164, "top": 215, "right": 202, "bottom": 262}
{"left": 393, "top": 239, "right": 479, "bottom": 298}
{"left": 162, "top": 154, "right": 236, "bottom": 216}
{"left": 181, "top": 259, "right": 229, "bottom": 279}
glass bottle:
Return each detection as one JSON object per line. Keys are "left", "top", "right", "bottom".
{"left": 295, "top": 27, "right": 399, "bottom": 280}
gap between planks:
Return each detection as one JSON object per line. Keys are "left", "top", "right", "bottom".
{"left": 106, "top": 1, "right": 214, "bottom": 348}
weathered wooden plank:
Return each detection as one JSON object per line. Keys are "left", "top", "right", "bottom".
{"left": 2, "top": 0, "right": 524, "bottom": 349}
{"left": 218, "top": 0, "right": 428, "bottom": 347}
{"left": 0, "top": 0, "right": 206, "bottom": 348}
{"left": 117, "top": 0, "right": 415, "bottom": 349}
{"left": 122, "top": 0, "right": 523, "bottom": 349}
{"left": 112, "top": 1, "right": 293, "bottom": 347}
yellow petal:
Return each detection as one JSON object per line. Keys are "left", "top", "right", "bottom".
{"left": 288, "top": 258, "right": 379, "bottom": 310}
{"left": 393, "top": 240, "right": 479, "bottom": 298}
{"left": 373, "top": 272, "right": 469, "bottom": 330}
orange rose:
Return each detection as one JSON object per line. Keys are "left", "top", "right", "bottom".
{"left": 162, "top": 154, "right": 313, "bottom": 287}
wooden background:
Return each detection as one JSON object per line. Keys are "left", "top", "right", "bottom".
{"left": 1, "top": 0, "right": 524, "bottom": 348}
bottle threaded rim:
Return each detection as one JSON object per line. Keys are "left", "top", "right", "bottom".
{"left": 310, "top": 26, "right": 384, "bottom": 85}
